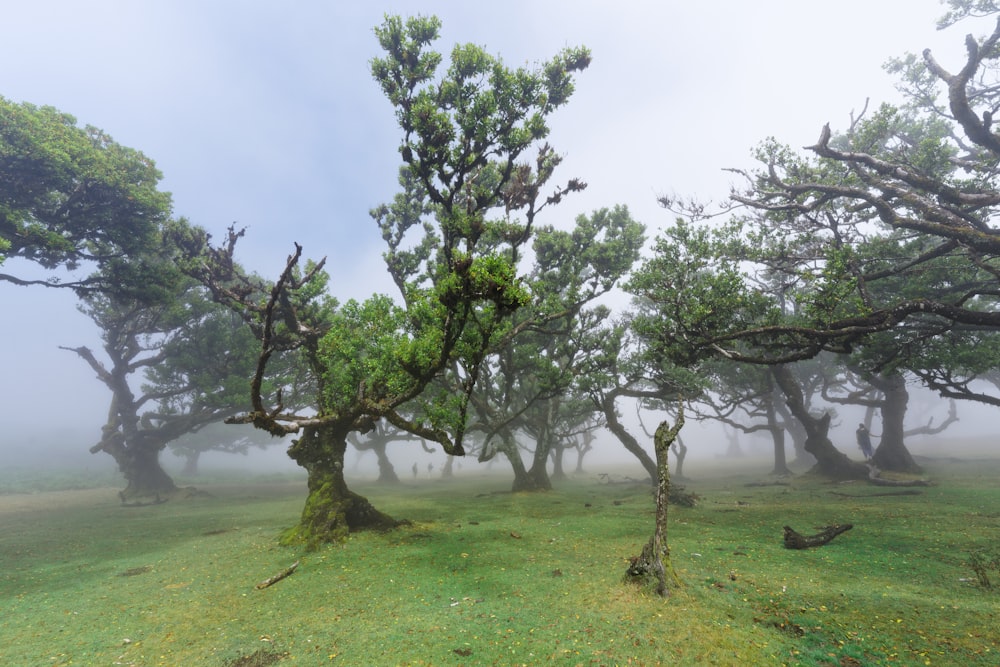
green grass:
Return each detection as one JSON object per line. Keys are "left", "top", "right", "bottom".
{"left": 1, "top": 460, "right": 998, "bottom": 666}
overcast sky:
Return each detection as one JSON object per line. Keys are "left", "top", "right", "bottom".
{"left": 2, "top": 0, "right": 987, "bottom": 462}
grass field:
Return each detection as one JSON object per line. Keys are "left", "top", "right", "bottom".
{"left": 1, "top": 458, "right": 998, "bottom": 666}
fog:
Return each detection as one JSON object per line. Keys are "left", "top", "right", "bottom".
{"left": 3, "top": 1, "right": 999, "bottom": 487}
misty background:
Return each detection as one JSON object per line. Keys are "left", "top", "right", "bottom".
{"left": 2, "top": 0, "right": 994, "bottom": 480}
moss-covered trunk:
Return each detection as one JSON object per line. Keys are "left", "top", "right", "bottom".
{"left": 624, "top": 409, "right": 684, "bottom": 597}
{"left": 282, "top": 423, "right": 401, "bottom": 550}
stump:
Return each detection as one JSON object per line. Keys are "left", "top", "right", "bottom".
{"left": 783, "top": 524, "right": 853, "bottom": 549}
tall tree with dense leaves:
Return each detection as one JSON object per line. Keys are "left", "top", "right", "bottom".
{"left": 0, "top": 97, "right": 170, "bottom": 290}
{"left": 184, "top": 15, "right": 591, "bottom": 549}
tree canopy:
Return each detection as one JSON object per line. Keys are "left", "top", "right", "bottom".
{"left": 0, "top": 96, "right": 171, "bottom": 291}
{"left": 179, "top": 14, "right": 593, "bottom": 548}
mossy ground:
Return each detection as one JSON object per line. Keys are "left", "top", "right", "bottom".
{"left": 1, "top": 460, "right": 998, "bottom": 666}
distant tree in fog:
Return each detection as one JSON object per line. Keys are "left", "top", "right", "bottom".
{"left": 170, "top": 422, "right": 278, "bottom": 476}
{"left": 467, "top": 206, "right": 645, "bottom": 492}
{"left": 63, "top": 224, "right": 265, "bottom": 500}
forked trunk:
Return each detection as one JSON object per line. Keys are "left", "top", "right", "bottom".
{"left": 521, "top": 430, "right": 553, "bottom": 491}
{"left": 519, "top": 459, "right": 553, "bottom": 491}
{"left": 282, "top": 423, "right": 401, "bottom": 550}
{"left": 503, "top": 438, "right": 551, "bottom": 492}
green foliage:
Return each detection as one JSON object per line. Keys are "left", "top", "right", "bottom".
{"left": 627, "top": 219, "right": 778, "bottom": 372}
{"left": 316, "top": 295, "right": 411, "bottom": 413}
{"left": 0, "top": 96, "right": 171, "bottom": 283}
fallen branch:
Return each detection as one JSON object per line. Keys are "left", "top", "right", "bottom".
{"left": 255, "top": 561, "right": 300, "bottom": 589}
{"left": 783, "top": 524, "right": 853, "bottom": 549}
{"left": 830, "top": 490, "right": 923, "bottom": 498}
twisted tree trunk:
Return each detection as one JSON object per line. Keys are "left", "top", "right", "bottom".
{"left": 116, "top": 443, "right": 178, "bottom": 501}
{"left": 773, "top": 365, "right": 867, "bottom": 480}
{"left": 282, "top": 423, "right": 401, "bottom": 550}
{"left": 624, "top": 407, "right": 685, "bottom": 597}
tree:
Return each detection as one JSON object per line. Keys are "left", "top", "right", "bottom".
{"left": 623, "top": 406, "right": 685, "bottom": 597}
{"left": 184, "top": 15, "right": 591, "bottom": 549}
{"left": 170, "top": 422, "right": 278, "bottom": 476}
{"left": 348, "top": 421, "right": 424, "bottom": 484}
{"left": 64, "top": 230, "right": 264, "bottom": 500}
{"left": 0, "top": 97, "right": 170, "bottom": 290}
{"left": 702, "top": 11, "right": 1000, "bottom": 397}
{"left": 635, "top": 4, "right": 1000, "bottom": 476}
{"left": 469, "top": 206, "right": 645, "bottom": 492}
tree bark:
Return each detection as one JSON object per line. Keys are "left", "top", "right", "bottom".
{"left": 550, "top": 444, "right": 566, "bottom": 480}
{"left": 623, "top": 407, "right": 684, "bottom": 597}
{"left": 871, "top": 372, "right": 922, "bottom": 473}
{"left": 773, "top": 365, "right": 868, "bottom": 480}
{"left": 521, "top": 402, "right": 555, "bottom": 490}
{"left": 601, "top": 392, "right": 656, "bottom": 482}
{"left": 503, "top": 436, "right": 551, "bottom": 492}
{"left": 671, "top": 439, "right": 688, "bottom": 480}
{"left": 766, "top": 377, "right": 792, "bottom": 475}
{"left": 772, "top": 373, "right": 814, "bottom": 467}
{"left": 574, "top": 431, "right": 594, "bottom": 473}
{"left": 282, "top": 424, "right": 401, "bottom": 550}
{"left": 523, "top": 436, "right": 553, "bottom": 491}
{"left": 96, "top": 417, "right": 178, "bottom": 500}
